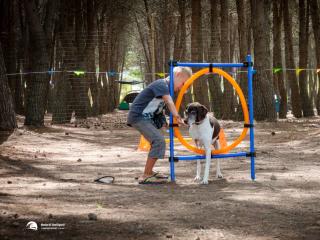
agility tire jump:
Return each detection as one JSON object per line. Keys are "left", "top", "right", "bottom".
{"left": 174, "top": 68, "right": 249, "bottom": 155}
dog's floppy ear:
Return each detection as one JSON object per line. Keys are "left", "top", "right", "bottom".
{"left": 196, "top": 105, "right": 208, "bottom": 122}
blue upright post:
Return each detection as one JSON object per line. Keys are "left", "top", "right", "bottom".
{"left": 246, "top": 55, "right": 256, "bottom": 180}
{"left": 169, "top": 61, "right": 175, "bottom": 182}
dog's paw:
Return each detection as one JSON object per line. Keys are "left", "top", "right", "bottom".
{"left": 200, "top": 179, "right": 209, "bottom": 185}
{"left": 194, "top": 176, "right": 202, "bottom": 181}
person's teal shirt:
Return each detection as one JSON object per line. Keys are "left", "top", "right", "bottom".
{"left": 127, "top": 79, "right": 169, "bottom": 125}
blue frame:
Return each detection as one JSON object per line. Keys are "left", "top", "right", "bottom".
{"left": 168, "top": 55, "right": 255, "bottom": 181}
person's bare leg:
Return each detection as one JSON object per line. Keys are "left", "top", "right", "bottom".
{"left": 138, "top": 157, "right": 158, "bottom": 182}
{"left": 144, "top": 157, "right": 157, "bottom": 176}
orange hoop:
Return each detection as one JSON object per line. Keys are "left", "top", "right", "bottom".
{"left": 174, "top": 68, "right": 249, "bottom": 154}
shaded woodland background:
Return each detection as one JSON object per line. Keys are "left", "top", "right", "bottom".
{"left": 0, "top": 0, "right": 320, "bottom": 131}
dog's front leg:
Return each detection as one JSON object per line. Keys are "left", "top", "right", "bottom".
{"left": 194, "top": 140, "right": 202, "bottom": 181}
{"left": 201, "top": 143, "right": 212, "bottom": 185}
{"left": 214, "top": 140, "right": 223, "bottom": 178}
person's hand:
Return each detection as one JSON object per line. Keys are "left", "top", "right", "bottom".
{"left": 175, "top": 115, "right": 186, "bottom": 126}
{"left": 161, "top": 122, "right": 168, "bottom": 130}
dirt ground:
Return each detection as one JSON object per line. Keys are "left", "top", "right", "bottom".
{"left": 0, "top": 111, "right": 320, "bottom": 240}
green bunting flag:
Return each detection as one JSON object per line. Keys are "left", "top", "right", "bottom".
{"left": 74, "top": 71, "right": 85, "bottom": 76}
{"left": 273, "top": 68, "right": 282, "bottom": 73}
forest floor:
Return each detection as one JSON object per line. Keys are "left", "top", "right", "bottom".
{"left": 0, "top": 111, "right": 320, "bottom": 240}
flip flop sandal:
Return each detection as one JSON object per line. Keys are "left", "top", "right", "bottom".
{"left": 94, "top": 176, "right": 115, "bottom": 184}
{"left": 152, "top": 172, "right": 169, "bottom": 179}
{"left": 135, "top": 172, "right": 168, "bottom": 180}
{"left": 138, "top": 175, "right": 168, "bottom": 184}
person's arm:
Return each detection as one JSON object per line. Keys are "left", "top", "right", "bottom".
{"left": 162, "top": 95, "right": 178, "bottom": 117}
{"left": 162, "top": 95, "right": 184, "bottom": 125}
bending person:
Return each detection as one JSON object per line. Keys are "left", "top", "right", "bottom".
{"left": 127, "top": 67, "right": 192, "bottom": 184}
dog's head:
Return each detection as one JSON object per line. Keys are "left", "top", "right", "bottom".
{"left": 184, "top": 102, "right": 208, "bottom": 126}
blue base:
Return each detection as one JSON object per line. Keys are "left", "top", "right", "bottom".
{"left": 174, "top": 152, "right": 247, "bottom": 160}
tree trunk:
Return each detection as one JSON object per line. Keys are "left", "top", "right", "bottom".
{"left": 164, "top": 1, "right": 175, "bottom": 74}
{"left": 174, "top": 0, "right": 192, "bottom": 115}
{"left": 251, "top": 0, "right": 276, "bottom": 121}
{"left": 16, "top": 2, "right": 28, "bottom": 115}
{"left": 135, "top": 14, "right": 151, "bottom": 84}
{"left": 72, "top": 0, "right": 88, "bottom": 119}
{"left": 309, "top": 0, "right": 320, "bottom": 115}
{"left": 220, "top": 0, "right": 234, "bottom": 119}
{"left": 173, "top": 0, "right": 186, "bottom": 61}
{"left": 52, "top": 1, "right": 75, "bottom": 124}
{"left": 150, "top": 13, "right": 156, "bottom": 81}
{"left": 191, "top": 0, "right": 209, "bottom": 107}
{"left": 299, "top": 0, "right": 314, "bottom": 117}
{"left": 109, "top": 39, "right": 120, "bottom": 111}
{"left": 283, "top": 0, "right": 302, "bottom": 118}
{"left": 86, "top": 0, "right": 99, "bottom": 116}
{"left": 235, "top": 0, "right": 249, "bottom": 120}
{"left": 0, "top": 41, "right": 17, "bottom": 130}
{"left": 98, "top": 11, "right": 109, "bottom": 114}
{"left": 52, "top": 71, "right": 73, "bottom": 124}
{"left": 24, "top": 0, "right": 50, "bottom": 126}
{"left": 273, "top": 1, "right": 287, "bottom": 118}
{"left": 2, "top": 1, "right": 17, "bottom": 105}
{"left": 0, "top": 0, "right": 24, "bottom": 115}
{"left": 143, "top": 0, "right": 153, "bottom": 84}
{"left": 208, "top": 0, "right": 223, "bottom": 118}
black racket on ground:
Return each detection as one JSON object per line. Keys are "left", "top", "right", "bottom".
{"left": 94, "top": 176, "right": 115, "bottom": 184}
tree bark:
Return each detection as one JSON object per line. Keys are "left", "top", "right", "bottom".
{"left": 98, "top": 12, "right": 109, "bottom": 114}
{"left": 108, "top": 31, "right": 120, "bottom": 111}
{"left": 16, "top": 1, "right": 28, "bottom": 115}
{"left": 235, "top": 0, "right": 249, "bottom": 120}
{"left": 299, "top": 0, "right": 314, "bottom": 117}
{"left": 135, "top": 13, "right": 152, "bottom": 84}
{"left": 72, "top": 0, "right": 88, "bottom": 119}
{"left": 191, "top": 0, "right": 209, "bottom": 107}
{"left": 220, "top": 0, "right": 234, "bottom": 119}
{"left": 309, "top": 0, "right": 320, "bottom": 115}
{"left": 51, "top": 71, "right": 73, "bottom": 124}
{"left": 173, "top": 0, "right": 187, "bottom": 61}
{"left": 0, "top": 0, "right": 25, "bottom": 114}
{"left": 174, "top": 0, "right": 192, "bottom": 115}
{"left": 143, "top": 0, "right": 154, "bottom": 83}
{"left": 0, "top": 41, "right": 17, "bottom": 130}
{"left": 86, "top": 0, "right": 99, "bottom": 116}
{"left": 208, "top": 0, "right": 223, "bottom": 118}
{"left": 251, "top": 0, "right": 276, "bottom": 121}
{"left": 24, "top": 0, "right": 50, "bottom": 126}
{"left": 283, "top": 0, "right": 302, "bottom": 118}
{"left": 273, "top": 1, "right": 287, "bottom": 118}
{"left": 52, "top": 1, "right": 75, "bottom": 124}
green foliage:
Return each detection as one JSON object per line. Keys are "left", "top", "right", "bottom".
{"left": 119, "top": 84, "right": 132, "bottom": 101}
{"left": 128, "top": 68, "right": 142, "bottom": 79}
{"left": 124, "top": 50, "right": 140, "bottom": 70}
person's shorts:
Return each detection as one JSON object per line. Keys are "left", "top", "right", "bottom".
{"left": 131, "top": 119, "right": 166, "bottom": 159}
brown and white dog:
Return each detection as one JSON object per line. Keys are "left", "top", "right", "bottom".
{"left": 184, "top": 102, "right": 223, "bottom": 184}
